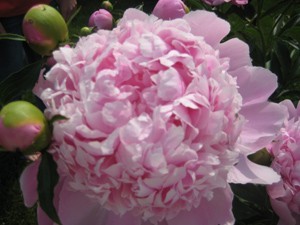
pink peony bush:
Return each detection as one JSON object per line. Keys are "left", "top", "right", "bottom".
{"left": 202, "top": 0, "right": 248, "bottom": 6}
{"left": 267, "top": 100, "right": 300, "bottom": 225}
{"left": 22, "top": 7, "right": 287, "bottom": 225}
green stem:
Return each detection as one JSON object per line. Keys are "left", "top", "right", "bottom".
{"left": 67, "top": 5, "right": 82, "bottom": 27}
{"left": 0, "top": 33, "right": 26, "bottom": 41}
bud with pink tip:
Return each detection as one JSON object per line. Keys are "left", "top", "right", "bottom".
{"left": 152, "top": 0, "right": 189, "bottom": 20}
{"left": 0, "top": 101, "right": 51, "bottom": 155}
{"left": 88, "top": 9, "right": 113, "bottom": 30}
{"left": 22, "top": 4, "right": 68, "bottom": 56}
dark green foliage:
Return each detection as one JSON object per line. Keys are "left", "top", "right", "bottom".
{"left": 0, "top": 60, "right": 44, "bottom": 107}
{"left": 0, "top": 152, "right": 37, "bottom": 225}
{"left": 231, "top": 184, "right": 279, "bottom": 225}
{"left": 37, "top": 152, "right": 60, "bottom": 225}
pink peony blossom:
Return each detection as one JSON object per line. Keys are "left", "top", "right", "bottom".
{"left": 152, "top": 0, "right": 188, "bottom": 20}
{"left": 267, "top": 100, "right": 300, "bottom": 225}
{"left": 88, "top": 9, "right": 113, "bottom": 30}
{"left": 28, "top": 8, "right": 286, "bottom": 225}
{"left": 202, "top": 0, "right": 248, "bottom": 6}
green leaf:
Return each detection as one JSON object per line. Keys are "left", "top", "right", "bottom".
{"left": 231, "top": 184, "right": 269, "bottom": 209}
{"left": 278, "top": 13, "right": 300, "bottom": 37}
{"left": 248, "top": 148, "right": 272, "bottom": 166}
{"left": 231, "top": 183, "right": 278, "bottom": 224}
{"left": 233, "top": 195, "right": 260, "bottom": 221}
{"left": 0, "top": 33, "right": 26, "bottom": 41}
{"left": 37, "top": 152, "right": 61, "bottom": 225}
{"left": 260, "top": 1, "right": 288, "bottom": 19}
{"left": 185, "top": 0, "right": 206, "bottom": 10}
{"left": 67, "top": 6, "right": 82, "bottom": 27}
{"left": 135, "top": 3, "right": 144, "bottom": 11}
{"left": 274, "top": 41, "right": 292, "bottom": 81}
{"left": 283, "top": 27, "right": 300, "bottom": 43}
{"left": 0, "top": 59, "right": 44, "bottom": 106}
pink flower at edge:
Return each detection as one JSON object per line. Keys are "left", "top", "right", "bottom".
{"left": 266, "top": 100, "right": 300, "bottom": 225}
{"left": 202, "top": 0, "right": 248, "bottom": 6}
{"left": 88, "top": 9, "right": 113, "bottom": 30}
{"left": 29, "top": 8, "right": 286, "bottom": 225}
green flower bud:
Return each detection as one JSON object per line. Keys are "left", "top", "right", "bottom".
{"left": 22, "top": 4, "right": 69, "bottom": 56}
{"left": 101, "top": 1, "right": 113, "bottom": 12}
{"left": 80, "top": 27, "right": 94, "bottom": 36}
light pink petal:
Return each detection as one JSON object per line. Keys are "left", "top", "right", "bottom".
{"left": 120, "top": 8, "right": 149, "bottom": 24}
{"left": 267, "top": 180, "right": 286, "bottom": 199}
{"left": 155, "top": 68, "right": 185, "bottom": 101}
{"left": 58, "top": 180, "right": 106, "bottom": 225}
{"left": 19, "top": 160, "right": 40, "bottom": 207}
{"left": 167, "top": 187, "right": 234, "bottom": 225}
{"left": 183, "top": 10, "right": 230, "bottom": 47}
{"left": 240, "top": 102, "right": 287, "bottom": 151}
{"left": 231, "top": 66, "right": 278, "bottom": 106}
{"left": 269, "top": 198, "right": 296, "bottom": 225}
{"left": 296, "top": 101, "right": 300, "bottom": 117}
{"left": 228, "top": 153, "right": 280, "bottom": 184}
{"left": 218, "top": 38, "right": 252, "bottom": 71}
{"left": 105, "top": 211, "right": 141, "bottom": 225}
{"left": 279, "top": 99, "right": 297, "bottom": 119}
{"left": 37, "top": 205, "right": 55, "bottom": 225}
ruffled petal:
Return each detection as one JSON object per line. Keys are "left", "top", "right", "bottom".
{"left": 279, "top": 99, "right": 298, "bottom": 119}
{"left": 218, "top": 38, "right": 252, "bottom": 72}
{"left": 228, "top": 153, "right": 280, "bottom": 184}
{"left": 231, "top": 66, "right": 278, "bottom": 106}
{"left": 37, "top": 205, "right": 55, "bottom": 225}
{"left": 19, "top": 160, "right": 40, "bottom": 207}
{"left": 183, "top": 10, "right": 230, "bottom": 47}
{"left": 58, "top": 179, "right": 106, "bottom": 225}
{"left": 120, "top": 8, "right": 149, "bottom": 24}
{"left": 239, "top": 102, "right": 287, "bottom": 152}
{"left": 105, "top": 211, "right": 142, "bottom": 225}
{"left": 269, "top": 198, "right": 296, "bottom": 225}
{"left": 167, "top": 187, "right": 234, "bottom": 225}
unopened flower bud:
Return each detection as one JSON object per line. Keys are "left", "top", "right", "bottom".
{"left": 88, "top": 9, "right": 113, "bottom": 30}
{"left": 0, "top": 101, "right": 51, "bottom": 155}
{"left": 80, "top": 26, "right": 94, "bottom": 36}
{"left": 101, "top": 1, "right": 113, "bottom": 12}
{"left": 22, "top": 4, "right": 69, "bottom": 56}
{"left": 152, "top": 0, "right": 188, "bottom": 20}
